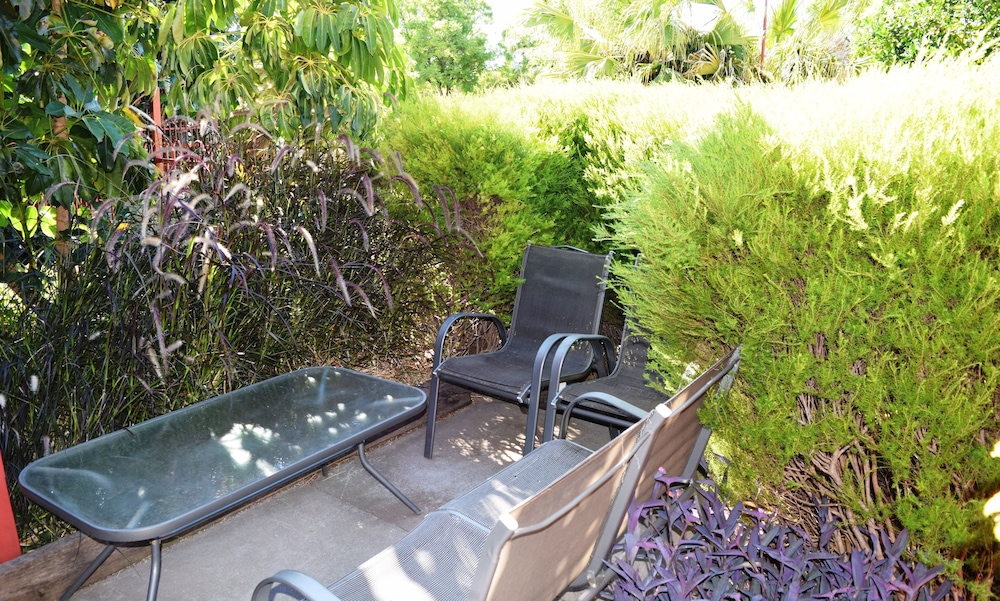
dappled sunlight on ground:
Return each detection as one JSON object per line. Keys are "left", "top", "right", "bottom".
{"left": 448, "top": 402, "right": 525, "bottom": 466}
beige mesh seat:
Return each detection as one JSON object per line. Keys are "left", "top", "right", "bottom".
{"left": 251, "top": 347, "right": 740, "bottom": 601}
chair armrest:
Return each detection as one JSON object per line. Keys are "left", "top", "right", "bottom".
{"left": 431, "top": 312, "right": 508, "bottom": 370}
{"left": 523, "top": 334, "right": 617, "bottom": 453}
{"left": 251, "top": 570, "right": 341, "bottom": 601}
{"left": 532, "top": 335, "right": 617, "bottom": 447}
{"left": 545, "top": 333, "right": 618, "bottom": 384}
{"left": 553, "top": 391, "right": 649, "bottom": 442}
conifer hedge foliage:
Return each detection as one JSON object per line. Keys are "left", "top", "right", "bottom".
{"left": 609, "top": 57, "right": 1000, "bottom": 594}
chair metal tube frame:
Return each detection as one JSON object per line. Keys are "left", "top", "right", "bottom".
{"left": 529, "top": 333, "right": 618, "bottom": 450}
{"left": 423, "top": 313, "right": 507, "bottom": 458}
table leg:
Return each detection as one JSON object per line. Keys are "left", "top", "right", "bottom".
{"left": 357, "top": 442, "right": 421, "bottom": 514}
{"left": 147, "top": 538, "right": 162, "bottom": 601}
{"left": 60, "top": 543, "right": 116, "bottom": 601}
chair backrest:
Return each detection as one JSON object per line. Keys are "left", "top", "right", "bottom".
{"left": 469, "top": 414, "right": 647, "bottom": 601}
{"left": 632, "top": 345, "right": 740, "bottom": 503}
{"left": 469, "top": 346, "right": 741, "bottom": 601}
{"left": 610, "top": 320, "right": 654, "bottom": 383}
{"left": 506, "top": 245, "right": 611, "bottom": 353}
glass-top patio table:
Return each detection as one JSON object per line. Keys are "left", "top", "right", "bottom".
{"left": 18, "top": 367, "right": 426, "bottom": 601}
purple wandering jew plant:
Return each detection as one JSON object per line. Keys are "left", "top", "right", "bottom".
{"left": 609, "top": 472, "right": 952, "bottom": 601}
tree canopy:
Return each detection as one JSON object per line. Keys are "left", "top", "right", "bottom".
{"left": 160, "top": 0, "right": 411, "bottom": 135}
{"left": 523, "top": 0, "right": 758, "bottom": 82}
{"left": 400, "top": 0, "right": 493, "bottom": 93}
{"left": 857, "top": 0, "right": 1000, "bottom": 64}
{"left": 0, "top": 0, "right": 411, "bottom": 310}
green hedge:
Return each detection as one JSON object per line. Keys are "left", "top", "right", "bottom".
{"left": 379, "top": 96, "right": 562, "bottom": 310}
{"left": 377, "top": 83, "right": 725, "bottom": 309}
{"left": 610, "top": 57, "right": 1000, "bottom": 595}
{"left": 380, "top": 65, "right": 999, "bottom": 593}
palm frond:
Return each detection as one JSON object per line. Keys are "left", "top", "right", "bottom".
{"left": 525, "top": 2, "right": 579, "bottom": 42}
{"left": 663, "top": 21, "right": 699, "bottom": 55}
{"left": 768, "top": 0, "right": 799, "bottom": 45}
{"left": 807, "top": 0, "right": 849, "bottom": 32}
{"left": 563, "top": 50, "right": 621, "bottom": 78}
{"left": 691, "top": 0, "right": 728, "bottom": 11}
{"left": 685, "top": 43, "right": 722, "bottom": 77}
{"left": 707, "top": 12, "right": 755, "bottom": 47}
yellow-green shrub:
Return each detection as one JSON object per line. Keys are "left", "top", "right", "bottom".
{"left": 611, "top": 57, "right": 1000, "bottom": 595}
{"left": 379, "top": 96, "right": 563, "bottom": 309}
{"left": 378, "top": 83, "right": 724, "bottom": 309}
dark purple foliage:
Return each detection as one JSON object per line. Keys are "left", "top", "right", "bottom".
{"left": 610, "top": 473, "right": 953, "bottom": 601}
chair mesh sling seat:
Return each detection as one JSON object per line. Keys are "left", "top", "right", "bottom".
{"left": 423, "top": 244, "right": 613, "bottom": 458}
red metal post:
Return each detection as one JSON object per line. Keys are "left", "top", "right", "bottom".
{"left": 0, "top": 449, "right": 21, "bottom": 562}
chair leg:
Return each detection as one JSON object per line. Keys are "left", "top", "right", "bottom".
{"left": 522, "top": 385, "right": 545, "bottom": 456}
{"left": 541, "top": 391, "right": 560, "bottom": 449}
{"left": 423, "top": 372, "right": 441, "bottom": 459}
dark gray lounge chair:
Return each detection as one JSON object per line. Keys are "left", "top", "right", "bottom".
{"left": 423, "top": 244, "right": 613, "bottom": 458}
{"left": 250, "top": 347, "right": 741, "bottom": 601}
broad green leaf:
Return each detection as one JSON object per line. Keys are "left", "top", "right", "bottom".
{"left": 686, "top": 44, "right": 722, "bottom": 76}
{"left": 337, "top": 3, "right": 358, "bottom": 32}
{"left": 18, "top": 205, "right": 39, "bottom": 236}
{"left": 83, "top": 116, "right": 109, "bottom": 143}
{"left": 91, "top": 9, "right": 125, "bottom": 44}
{"left": 376, "top": 17, "right": 393, "bottom": 53}
{"left": 769, "top": 0, "right": 799, "bottom": 45}
{"left": 51, "top": 155, "right": 80, "bottom": 208}
{"left": 159, "top": 4, "right": 176, "bottom": 46}
{"left": 44, "top": 101, "right": 70, "bottom": 116}
{"left": 62, "top": 74, "right": 86, "bottom": 106}
{"left": 0, "top": 200, "right": 11, "bottom": 228}
{"left": 38, "top": 206, "right": 57, "bottom": 238}
{"left": 174, "top": 1, "right": 186, "bottom": 41}
{"left": 373, "top": 49, "right": 384, "bottom": 82}
{"left": 327, "top": 103, "right": 343, "bottom": 132}
{"left": 14, "top": 145, "right": 51, "bottom": 174}
{"left": 124, "top": 55, "right": 157, "bottom": 96}
{"left": 2, "top": 123, "right": 33, "bottom": 141}
{"left": 25, "top": 170, "right": 49, "bottom": 196}
{"left": 709, "top": 13, "right": 755, "bottom": 47}
{"left": 364, "top": 14, "right": 375, "bottom": 55}
{"left": 83, "top": 112, "right": 136, "bottom": 147}
{"left": 316, "top": 11, "right": 330, "bottom": 51}
{"left": 184, "top": 0, "right": 203, "bottom": 32}
{"left": 808, "top": 0, "right": 849, "bottom": 31}
{"left": 298, "top": 68, "right": 313, "bottom": 96}
{"left": 331, "top": 26, "right": 346, "bottom": 55}
{"left": 563, "top": 50, "right": 617, "bottom": 77}
{"left": 178, "top": 41, "right": 192, "bottom": 75}
{"left": 525, "top": 3, "right": 577, "bottom": 42}
{"left": 295, "top": 9, "right": 313, "bottom": 49}
{"left": 318, "top": 11, "right": 335, "bottom": 52}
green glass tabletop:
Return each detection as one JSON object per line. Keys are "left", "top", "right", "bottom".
{"left": 19, "top": 367, "right": 425, "bottom": 544}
